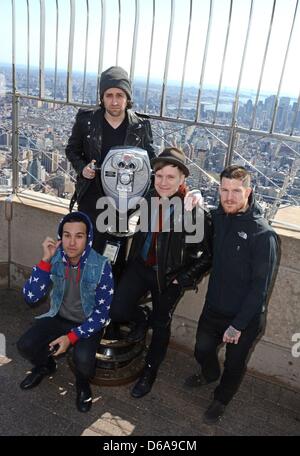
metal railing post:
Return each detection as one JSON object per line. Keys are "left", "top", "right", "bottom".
{"left": 225, "top": 120, "right": 237, "bottom": 167}
{"left": 11, "top": 92, "right": 19, "bottom": 195}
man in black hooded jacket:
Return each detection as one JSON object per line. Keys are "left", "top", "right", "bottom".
{"left": 185, "top": 165, "right": 279, "bottom": 425}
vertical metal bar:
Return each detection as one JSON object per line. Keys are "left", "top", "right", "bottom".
{"left": 177, "top": 0, "right": 193, "bottom": 118}
{"left": 11, "top": 0, "right": 16, "bottom": 93}
{"left": 97, "top": 0, "right": 106, "bottom": 102}
{"left": 226, "top": 0, "right": 254, "bottom": 166}
{"left": 195, "top": 0, "right": 214, "bottom": 122}
{"left": 213, "top": 0, "right": 233, "bottom": 123}
{"left": 67, "top": 0, "right": 75, "bottom": 103}
{"left": 270, "top": 0, "right": 299, "bottom": 133}
{"left": 53, "top": 0, "right": 59, "bottom": 100}
{"left": 290, "top": 91, "right": 300, "bottom": 136}
{"left": 116, "top": 0, "right": 121, "bottom": 66}
{"left": 12, "top": 93, "right": 19, "bottom": 195}
{"left": 160, "top": 0, "right": 175, "bottom": 117}
{"left": 130, "top": 0, "right": 140, "bottom": 82}
{"left": 144, "top": 0, "right": 156, "bottom": 112}
{"left": 26, "top": 0, "right": 30, "bottom": 95}
{"left": 82, "top": 0, "right": 90, "bottom": 103}
{"left": 5, "top": 194, "right": 12, "bottom": 288}
{"left": 11, "top": 0, "right": 19, "bottom": 195}
{"left": 231, "top": 0, "right": 254, "bottom": 121}
{"left": 39, "top": 0, "right": 45, "bottom": 99}
{"left": 250, "top": 0, "right": 277, "bottom": 130}
{"left": 225, "top": 121, "right": 237, "bottom": 167}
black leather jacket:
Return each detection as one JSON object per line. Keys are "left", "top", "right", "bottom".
{"left": 127, "top": 191, "right": 213, "bottom": 292}
{"left": 65, "top": 107, "right": 155, "bottom": 208}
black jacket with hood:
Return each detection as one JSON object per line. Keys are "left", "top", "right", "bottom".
{"left": 204, "top": 194, "right": 279, "bottom": 330}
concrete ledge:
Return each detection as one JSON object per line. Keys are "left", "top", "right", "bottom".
{"left": 0, "top": 194, "right": 300, "bottom": 392}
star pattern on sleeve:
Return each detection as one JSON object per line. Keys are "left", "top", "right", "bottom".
{"left": 23, "top": 263, "right": 51, "bottom": 305}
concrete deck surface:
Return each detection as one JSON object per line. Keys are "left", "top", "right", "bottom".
{"left": 0, "top": 289, "right": 299, "bottom": 437}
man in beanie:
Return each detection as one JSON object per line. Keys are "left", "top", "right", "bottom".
{"left": 65, "top": 66, "right": 155, "bottom": 279}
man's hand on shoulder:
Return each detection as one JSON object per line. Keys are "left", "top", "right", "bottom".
{"left": 184, "top": 190, "right": 204, "bottom": 211}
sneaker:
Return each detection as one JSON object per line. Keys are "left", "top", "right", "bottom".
{"left": 203, "top": 400, "right": 226, "bottom": 425}
{"left": 184, "top": 372, "right": 209, "bottom": 388}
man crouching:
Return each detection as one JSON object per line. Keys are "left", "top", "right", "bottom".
{"left": 17, "top": 211, "right": 114, "bottom": 413}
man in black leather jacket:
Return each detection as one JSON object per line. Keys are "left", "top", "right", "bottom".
{"left": 65, "top": 66, "right": 155, "bottom": 278}
{"left": 110, "top": 147, "right": 213, "bottom": 399}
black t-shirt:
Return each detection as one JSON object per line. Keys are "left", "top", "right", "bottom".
{"left": 88, "top": 115, "right": 128, "bottom": 198}
{"left": 100, "top": 116, "right": 128, "bottom": 165}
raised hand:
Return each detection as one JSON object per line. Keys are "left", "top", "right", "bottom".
{"left": 42, "top": 237, "right": 62, "bottom": 262}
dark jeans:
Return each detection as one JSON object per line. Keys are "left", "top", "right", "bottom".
{"left": 194, "top": 308, "right": 265, "bottom": 405}
{"left": 17, "top": 315, "right": 103, "bottom": 383}
{"left": 110, "top": 258, "right": 183, "bottom": 371}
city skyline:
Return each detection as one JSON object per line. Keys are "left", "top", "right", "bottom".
{"left": 1, "top": 66, "right": 300, "bottom": 213}
{"left": 1, "top": 0, "right": 300, "bottom": 98}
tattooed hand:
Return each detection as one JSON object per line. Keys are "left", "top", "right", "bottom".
{"left": 223, "top": 325, "right": 241, "bottom": 344}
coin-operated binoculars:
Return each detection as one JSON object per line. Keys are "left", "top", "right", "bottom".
{"left": 96, "top": 146, "right": 152, "bottom": 264}
{"left": 91, "top": 147, "right": 152, "bottom": 385}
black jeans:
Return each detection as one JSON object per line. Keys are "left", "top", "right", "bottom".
{"left": 194, "top": 308, "right": 265, "bottom": 405}
{"left": 17, "top": 315, "right": 103, "bottom": 382}
{"left": 110, "top": 258, "right": 183, "bottom": 371}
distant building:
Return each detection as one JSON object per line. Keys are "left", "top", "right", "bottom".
{"left": 26, "top": 157, "right": 42, "bottom": 186}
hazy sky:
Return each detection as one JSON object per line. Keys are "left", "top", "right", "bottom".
{"left": 1, "top": 0, "right": 300, "bottom": 97}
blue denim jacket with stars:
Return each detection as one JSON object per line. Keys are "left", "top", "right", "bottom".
{"left": 23, "top": 249, "right": 114, "bottom": 340}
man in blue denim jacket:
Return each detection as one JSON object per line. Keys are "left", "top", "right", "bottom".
{"left": 17, "top": 211, "right": 114, "bottom": 413}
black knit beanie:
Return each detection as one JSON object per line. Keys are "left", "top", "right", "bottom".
{"left": 99, "top": 66, "right": 132, "bottom": 100}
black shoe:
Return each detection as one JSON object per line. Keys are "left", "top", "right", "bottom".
{"left": 184, "top": 372, "right": 210, "bottom": 388}
{"left": 131, "top": 366, "right": 157, "bottom": 398}
{"left": 20, "top": 361, "right": 57, "bottom": 390}
{"left": 203, "top": 400, "right": 226, "bottom": 425}
{"left": 76, "top": 384, "right": 92, "bottom": 413}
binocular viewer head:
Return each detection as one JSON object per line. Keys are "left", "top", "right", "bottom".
{"left": 101, "top": 146, "right": 152, "bottom": 211}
